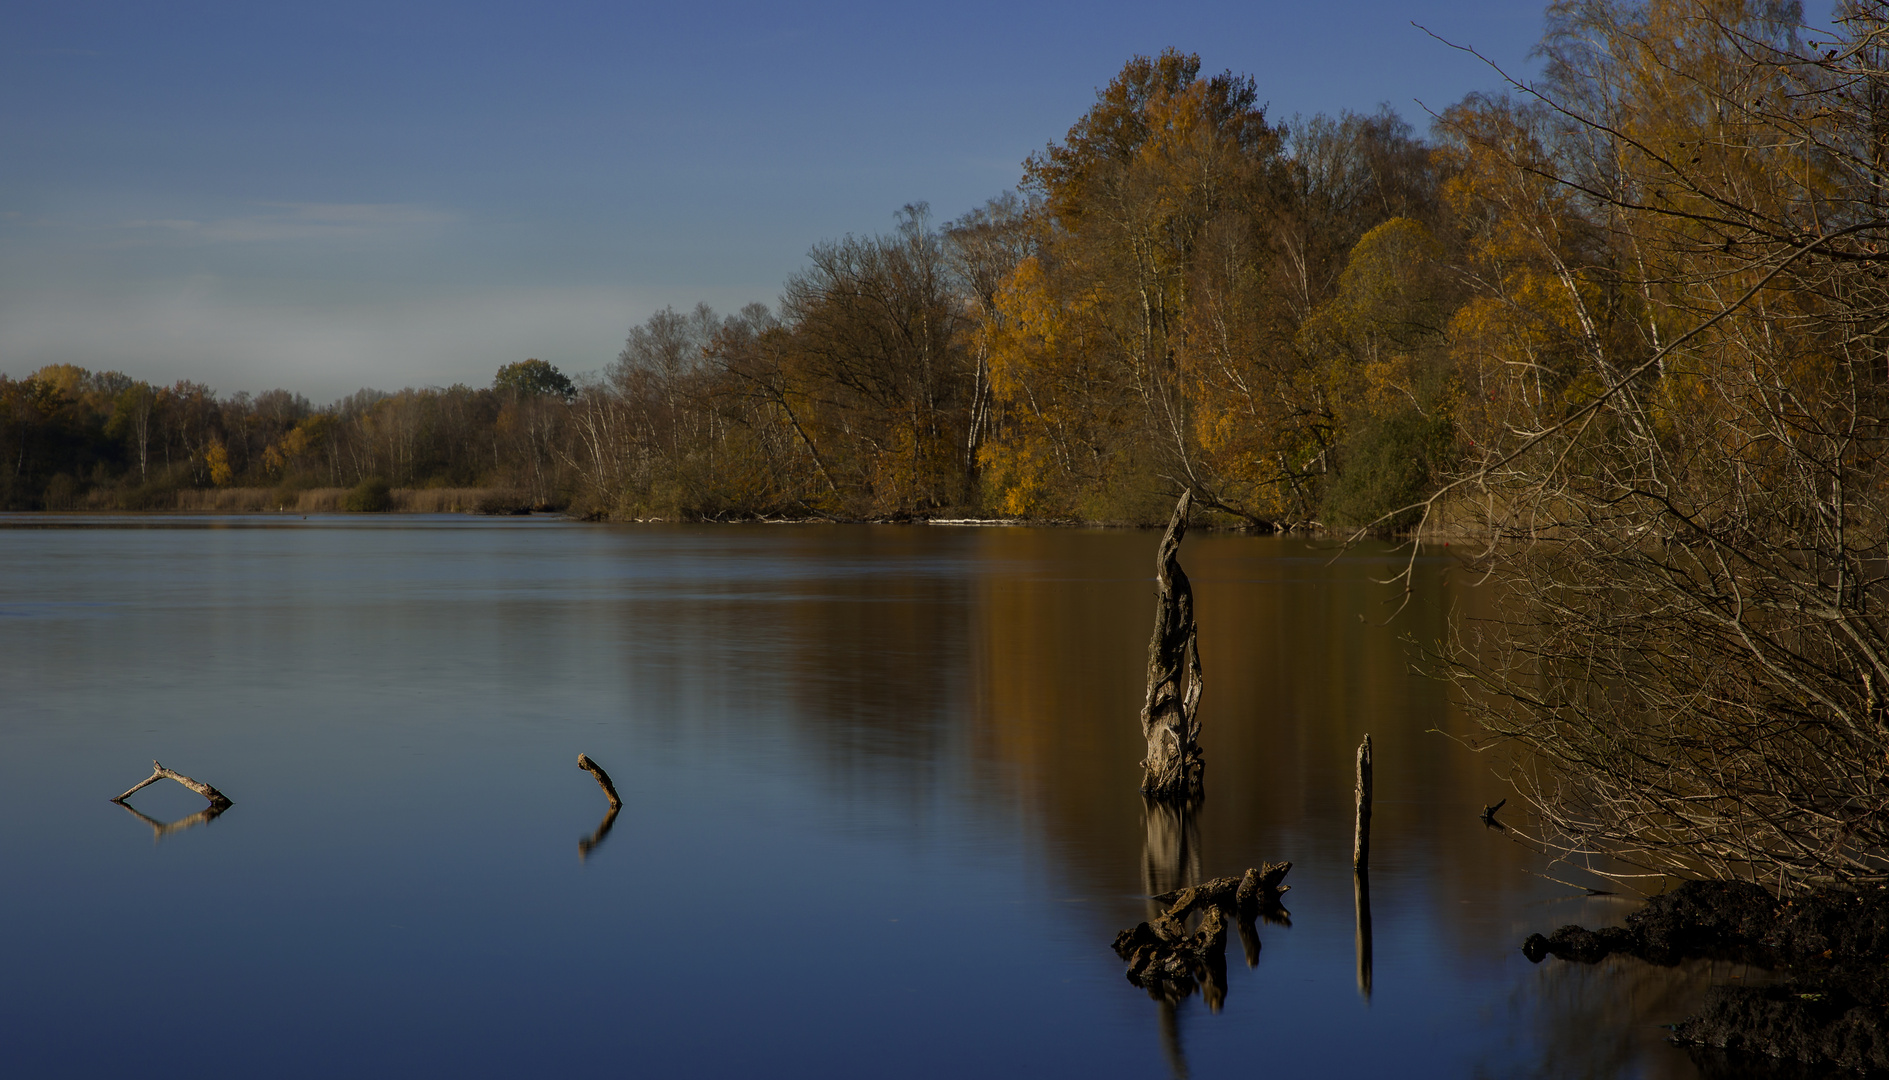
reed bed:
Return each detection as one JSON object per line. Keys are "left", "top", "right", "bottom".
{"left": 167, "top": 487, "right": 529, "bottom": 514}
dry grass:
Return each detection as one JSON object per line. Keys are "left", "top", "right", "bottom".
{"left": 168, "top": 487, "right": 529, "bottom": 514}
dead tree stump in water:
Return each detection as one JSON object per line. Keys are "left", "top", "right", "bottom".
{"left": 1140, "top": 491, "right": 1203, "bottom": 800}
{"left": 112, "top": 760, "right": 232, "bottom": 810}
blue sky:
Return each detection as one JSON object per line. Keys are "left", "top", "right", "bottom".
{"left": 0, "top": 1, "right": 1558, "bottom": 401}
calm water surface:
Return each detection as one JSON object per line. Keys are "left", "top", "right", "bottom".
{"left": 0, "top": 517, "right": 1785, "bottom": 1078}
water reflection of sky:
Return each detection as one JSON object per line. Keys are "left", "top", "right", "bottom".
{"left": 0, "top": 518, "right": 1741, "bottom": 1077}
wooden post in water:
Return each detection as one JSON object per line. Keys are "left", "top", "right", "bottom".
{"left": 1352, "top": 734, "right": 1373, "bottom": 871}
{"left": 1353, "top": 733, "right": 1374, "bottom": 1000}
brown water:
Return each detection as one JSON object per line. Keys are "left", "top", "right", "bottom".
{"left": 0, "top": 517, "right": 1793, "bottom": 1078}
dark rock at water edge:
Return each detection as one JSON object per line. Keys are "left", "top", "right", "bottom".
{"left": 1674, "top": 983, "right": 1889, "bottom": 1074}
{"left": 1522, "top": 879, "right": 1889, "bottom": 1073}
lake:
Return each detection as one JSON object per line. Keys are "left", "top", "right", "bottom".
{"left": 0, "top": 516, "right": 1785, "bottom": 1078}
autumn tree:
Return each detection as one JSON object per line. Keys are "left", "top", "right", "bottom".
{"left": 1428, "top": 0, "right": 1889, "bottom": 888}
{"left": 767, "top": 205, "right": 975, "bottom": 517}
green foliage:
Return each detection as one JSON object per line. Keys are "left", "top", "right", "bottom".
{"left": 494, "top": 359, "right": 575, "bottom": 400}
{"left": 343, "top": 476, "right": 393, "bottom": 512}
{"left": 1321, "top": 409, "right": 1455, "bottom": 532}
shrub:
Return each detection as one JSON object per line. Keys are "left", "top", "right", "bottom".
{"left": 343, "top": 476, "right": 393, "bottom": 512}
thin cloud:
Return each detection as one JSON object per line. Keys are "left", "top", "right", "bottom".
{"left": 119, "top": 202, "right": 455, "bottom": 245}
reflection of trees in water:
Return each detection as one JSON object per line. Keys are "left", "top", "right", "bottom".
{"left": 616, "top": 528, "right": 973, "bottom": 815}
{"left": 602, "top": 528, "right": 1737, "bottom": 1074}
{"left": 962, "top": 532, "right": 1552, "bottom": 922}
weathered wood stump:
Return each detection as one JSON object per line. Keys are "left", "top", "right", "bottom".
{"left": 1139, "top": 491, "right": 1203, "bottom": 800}
{"left": 1113, "top": 862, "right": 1291, "bottom": 1003}
{"left": 112, "top": 760, "right": 232, "bottom": 809}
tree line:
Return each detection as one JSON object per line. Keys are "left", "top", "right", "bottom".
{"left": 0, "top": 359, "right": 583, "bottom": 511}
{"left": 5, "top": 2, "right": 1877, "bottom": 538}
{"left": 2, "top": 45, "right": 1473, "bottom": 524}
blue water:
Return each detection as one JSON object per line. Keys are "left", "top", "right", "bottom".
{"left": 0, "top": 516, "right": 1752, "bottom": 1077}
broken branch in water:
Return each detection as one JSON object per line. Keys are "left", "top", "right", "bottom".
{"left": 577, "top": 753, "right": 622, "bottom": 808}
{"left": 112, "top": 760, "right": 232, "bottom": 809}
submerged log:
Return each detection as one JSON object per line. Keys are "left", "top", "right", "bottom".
{"left": 112, "top": 760, "right": 232, "bottom": 809}
{"left": 1139, "top": 491, "right": 1203, "bottom": 800}
{"left": 1115, "top": 862, "right": 1292, "bottom": 1003}
{"left": 577, "top": 753, "right": 622, "bottom": 808}
{"left": 1155, "top": 862, "right": 1292, "bottom": 919}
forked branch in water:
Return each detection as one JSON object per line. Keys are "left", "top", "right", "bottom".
{"left": 112, "top": 760, "right": 232, "bottom": 810}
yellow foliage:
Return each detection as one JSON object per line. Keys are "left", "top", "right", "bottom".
{"left": 205, "top": 441, "right": 233, "bottom": 487}
{"left": 263, "top": 415, "right": 335, "bottom": 476}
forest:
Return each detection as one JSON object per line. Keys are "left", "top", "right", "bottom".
{"left": 0, "top": 36, "right": 1501, "bottom": 525}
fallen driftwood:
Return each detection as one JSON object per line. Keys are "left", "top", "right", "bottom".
{"left": 112, "top": 760, "right": 232, "bottom": 809}
{"left": 1523, "top": 880, "right": 1889, "bottom": 1072}
{"left": 1139, "top": 491, "right": 1203, "bottom": 800}
{"left": 577, "top": 753, "right": 621, "bottom": 808}
{"left": 1115, "top": 863, "right": 1292, "bottom": 1004}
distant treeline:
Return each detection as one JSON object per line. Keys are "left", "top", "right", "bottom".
{"left": 0, "top": 11, "right": 1835, "bottom": 528}
{"left": 0, "top": 48, "right": 1449, "bottom": 526}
